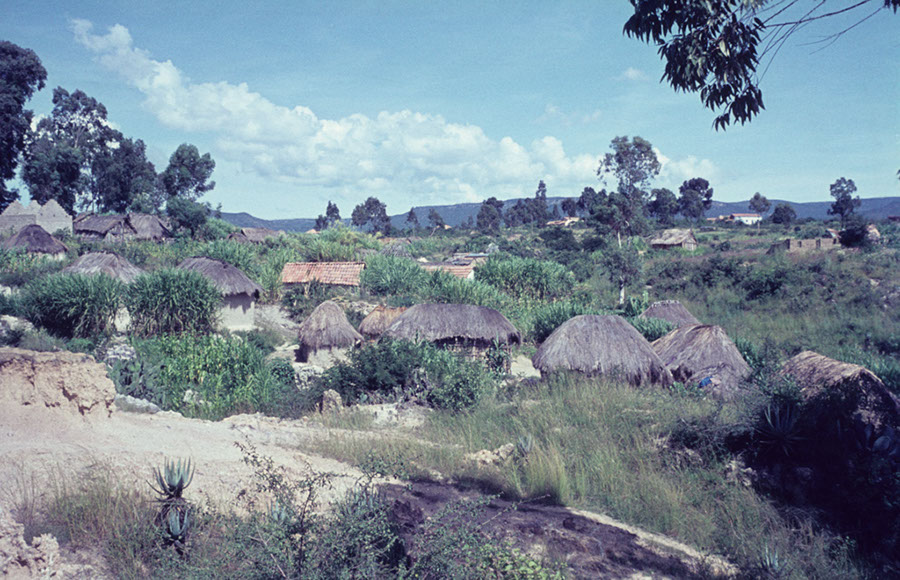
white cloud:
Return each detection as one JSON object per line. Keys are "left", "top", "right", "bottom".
{"left": 73, "top": 20, "right": 601, "bottom": 206}
{"left": 619, "top": 67, "right": 647, "bottom": 81}
{"left": 537, "top": 103, "right": 602, "bottom": 126}
{"left": 655, "top": 148, "right": 719, "bottom": 185}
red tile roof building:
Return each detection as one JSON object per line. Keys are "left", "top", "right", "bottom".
{"left": 281, "top": 262, "right": 366, "bottom": 287}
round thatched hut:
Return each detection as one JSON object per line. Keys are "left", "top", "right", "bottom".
{"left": 63, "top": 252, "right": 144, "bottom": 283}
{"left": 781, "top": 351, "right": 900, "bottom": 430}
{"left": 651, "top": 324, "right": 750, "bottom": 399}
{"left": 2, "top": 224, "right": 67, "bottom": 258}
{"left": 638, "top": 300, "right": 700, "bottom": 328}
{"left": 177, "top": 257, "right": 263, "bottom": 331}
{"left": 383, "top": 303, "right": 521, "bottom": 349}
{"left": 532, "top": 315, "right": 673, "bottom": 387}
{"left": 297, "top": 301, "right": 363, "bottom": 367}
{"left": 358, "top": 305, "right": 407, "bottom": 339}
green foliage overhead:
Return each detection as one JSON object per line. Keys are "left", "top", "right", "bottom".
{"left": 828, "top": 177, "right": 861, "bottom": 227}
{"left": 679, "top": 177, "right": 714, "bottom": 221}
{"left": 126, "top": 268, "right": 221, "bottom": 336}
{"left": 21, "top": 272, "right": 122, "bottom": 338}
{"left": 166, "top": 197, "right": 209, "bottom": 239}
{"left": 624, "top": 1, "right": 898, "bottom": 129}
{"left": 0, "top": 41, "right": 47, "bottom": 212}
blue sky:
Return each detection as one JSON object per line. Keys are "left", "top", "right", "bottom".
{"left": 3, "top": 1, "right": 898, "bottom": 219}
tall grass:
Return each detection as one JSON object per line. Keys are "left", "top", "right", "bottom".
{"left": 0, "top": 247, "right": 66, "bottom": 286}
{"left": 199, "top": 239, "right": 261, "bottom": 279}
{"left": 474, "top": 253, "right": 575, "bottom": 300}
{"left": 20, "top": 272, "right": 122, "bottom": 338}
{"left": 126, "top": 269, "right": 221, "bottom": 336}
{"left": 315, "top": 374, "right": 863, "bottom": 578}
{"left": 360, "top": 254, "right": 429, "bottom": 296}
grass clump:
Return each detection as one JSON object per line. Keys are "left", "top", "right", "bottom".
{"left": 126, "top": 268, "right": 221, "bottom": 336}
{"left": 20, "top": 272, "right": 122, "bottom": 339}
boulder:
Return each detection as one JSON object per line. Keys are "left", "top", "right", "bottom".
{"left": 0, "top": 315, "right": 33, "bottom": 341}
{"left": 319, "top": 389, "right": 343, "bottom": 415}
{"left": 114, "top": 394, "right": 161, "bottom": 414}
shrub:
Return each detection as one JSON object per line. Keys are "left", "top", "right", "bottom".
{"left": 0, "top": 292, "right": 21, "bottom": 316}
{"left": 474, "top": 253, "right": 575, "bottom": 300}
{"left": 360, "top": 254, "right": 428, "bottom": 296}
{"left": 320, "top": 339, "right": 494, "bottom": 411}
{"left": 21, "top": 273, "right": 122, "bottom": 339}
{"left": 127, "top": 269, "right": 221, "bottom": 336}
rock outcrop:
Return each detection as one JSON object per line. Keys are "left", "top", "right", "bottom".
{"left": 0, "top": 347, "right": 116, "bottom": 417}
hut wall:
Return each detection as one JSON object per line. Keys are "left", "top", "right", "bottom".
{"left": 35, "top": 207, "right": 72, "bottom": 234}
{"left": 0, "top": 215, "right": 35, "bottom": 235}
{"left": 219, "top": 294, "right": 257, "bottom": 331}
{"left": 300, "top": 346, "right": 350, "bottom": 369}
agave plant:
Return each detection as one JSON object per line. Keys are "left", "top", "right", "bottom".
{"left": 757, "top": 401, "right": 805, "bottom": 458}
{"left": 162, "top": 507, "right": 192, "bottom": 554}
{"left": 150, "top": 458, "right": 194, "bottom": 500}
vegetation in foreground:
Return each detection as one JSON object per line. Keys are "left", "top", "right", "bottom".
{"left": 15, "top": 447, "right": 564, "bottom": 579}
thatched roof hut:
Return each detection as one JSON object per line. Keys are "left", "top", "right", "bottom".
{"left": 651, "top": 324, "right": 750, "bottom": 399}
{"left": 2, "top": 224, "right": 67, "bottom": 256}
{"left": 358, "top": 306, "right": 407, "bottom": 339}
{"left": 62, "top": 252, "right": 144, "bottom": 283}
{"left": 241, "top": 227, "right": 283, "bottom": 243}
{"left": 128, "top": 214, "right": 171, "bottom": 241}
{"left": 650, "top": 229, "right": 698, "bottom": 251}
{"left": 532, "top": 315, "right": 673, "bottom": 387}
{"left": 383, "top": 303, "right": 521, "bottom": 348}
{"left": 638, "top": 300, "right": 700, "bottom": 328}
{"left": 297, "top": 301, "right": 363, "bottom": 365}
{"left": 177, "top": 257, "right": 262, "bottom": 298}
{"left": 177, "top": 257, "right": 263, "bottom": 331}
{"left": 781, "top": 351, "right": 900, "bottom": 430}
{"left": 74, "top": 213, "right": 170, "bottom": 241}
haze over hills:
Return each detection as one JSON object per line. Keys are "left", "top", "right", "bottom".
{"left": 220, "top": 196, "right": 900, "bottom": 233}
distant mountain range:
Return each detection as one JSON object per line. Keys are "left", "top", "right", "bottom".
{"left": 221, "top": 196, "right": 900, "bottom": 233}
